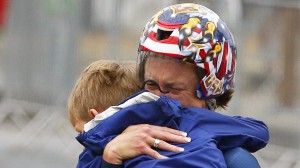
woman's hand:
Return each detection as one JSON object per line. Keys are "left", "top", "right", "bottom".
{"left": 103, "top": 124, "right": 191, "bottom": 164}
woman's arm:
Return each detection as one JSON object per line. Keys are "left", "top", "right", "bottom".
{"left": 102, "top": 124, "right": 189, "bottom": 165}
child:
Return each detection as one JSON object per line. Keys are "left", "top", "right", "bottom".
{"left": 67, "top": 60, "right": 268, "bottom": 168}
{"left": 67, "top": 60, "right": 141, "bottom": 133}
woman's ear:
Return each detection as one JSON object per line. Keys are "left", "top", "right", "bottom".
{"left": 89, "top": 109, "right": 100, "bottom": 117}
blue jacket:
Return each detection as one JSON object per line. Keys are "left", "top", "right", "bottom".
{"left": 76, "top": 95, "right": 269, "bottom": 168}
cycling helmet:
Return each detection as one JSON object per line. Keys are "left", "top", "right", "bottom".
{"left": 138, "top": 3, "right": 237, "bottom": 99}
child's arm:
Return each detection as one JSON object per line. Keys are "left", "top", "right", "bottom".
{"left": 190, "top": 108, "right": 269, "bottom": 152}
{"left": 219, "top": 116, "right": 269, "bottom": 152}
{"left": 76, "top": 131, "right": 118, "bottom": 168}
{"left": 76, "top": 148, "right": 103, "bottom": 168}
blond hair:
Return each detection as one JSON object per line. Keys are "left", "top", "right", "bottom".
{"left": 67, "top": 60, "right": 141, "bottom": 127}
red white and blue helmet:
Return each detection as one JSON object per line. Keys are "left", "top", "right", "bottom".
{"left": 138, "top": 3, "right": 237, "bottom": 99}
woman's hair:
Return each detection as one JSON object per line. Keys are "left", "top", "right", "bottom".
{"left": 138, "top": 52, "right": 233, "bottom": 110}
{"left": 215, "top": 89, "right": 234, "bottom": 110}
{"left": 67, "top": 60, "right": 141, "bottom": 127}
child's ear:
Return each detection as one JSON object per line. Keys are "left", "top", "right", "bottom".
{"left": 89, "top": 109, "right": 100, "bottom": 117}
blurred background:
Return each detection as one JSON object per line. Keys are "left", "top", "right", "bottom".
{"left": 0, "top": 0, "right": 299, "bottom": 167}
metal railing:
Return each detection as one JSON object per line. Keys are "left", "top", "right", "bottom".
{"left": 0, "top": 99, "right": 299, "bottom": 168}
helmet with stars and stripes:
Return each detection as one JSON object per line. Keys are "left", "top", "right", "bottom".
{"left": 138, "top": 3, "right": 237, "bottom": 100}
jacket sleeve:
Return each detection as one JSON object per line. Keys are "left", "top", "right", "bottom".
{"left": 76, "top": 148, "right": 102, "bottom": 168}
{"left": 193, "top": 109, "right": 269, "bottom": 152}
{"left": 76, "top": 147, "right": 124, "bottom": 168}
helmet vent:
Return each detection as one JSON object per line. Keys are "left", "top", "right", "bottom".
{"left": 156, "top": 29, "right": 172, "bottom": 41}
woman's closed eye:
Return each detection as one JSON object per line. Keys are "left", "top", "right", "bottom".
{"left": 145, "top": 82, "right": 159, "bottom": 90}
{"left": 143, "top": 80, "right": 185, "bottom": 95}
{"left": 143, "top": 80, "right": 169, "bottom": 94}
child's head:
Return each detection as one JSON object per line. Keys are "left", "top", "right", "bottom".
{"left": 67, "top": 60, "right": 141, "bottom": 132}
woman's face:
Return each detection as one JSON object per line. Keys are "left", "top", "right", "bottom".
{"left": 144, "top": 56, "right": 205, "bottom": 108}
